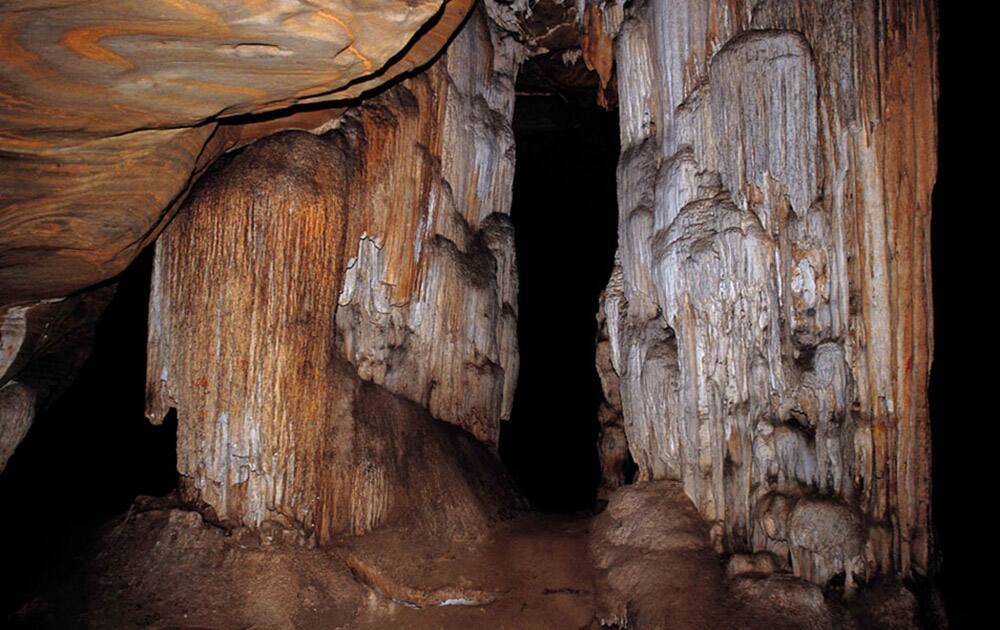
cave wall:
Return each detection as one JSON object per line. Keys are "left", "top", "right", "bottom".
{"left": 594, "top": 0, "right": 937, "bottom": 584}
{"left": 1, "top": 292, "right": 114, "bottom": 472}
{"left": 145, "top": 9, "right": 521, "bottom": 541}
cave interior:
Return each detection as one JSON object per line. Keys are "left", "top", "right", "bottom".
{"left": 0, "top": 1, "right": 966, "bottom": 628}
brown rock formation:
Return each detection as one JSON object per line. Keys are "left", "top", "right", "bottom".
{"left": 145, "top": 127, "right": 517, "bottom": 543}
{"left": 0, "top": 0, "right": 475, "bottom": 492}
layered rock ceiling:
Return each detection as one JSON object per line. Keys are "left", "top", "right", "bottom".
{"left": 0, "top": 0, "right": 474, "bottom": 303}
{"left": 1, "top": 0, "right": 937, "bottom": 605}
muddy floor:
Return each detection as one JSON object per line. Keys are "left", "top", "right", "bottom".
{"left": 5, "top": 505, "right": 599, "bottom": 629}
{"left": 2, "top": 484, "right": 938, "bottom": 629}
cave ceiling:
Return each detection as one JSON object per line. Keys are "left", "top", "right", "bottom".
{"left": 0, "top": 0, "right": 475, "bottom": 304}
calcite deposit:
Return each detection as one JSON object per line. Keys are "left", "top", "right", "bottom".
{"left": 594, "top": 0, "right": 937, "bottom": 584}
{"left": 145, "top": 9, "right": 523, "bottom": 541}
{"left": 333, "top": 10, "right": 521, "bottom": 445}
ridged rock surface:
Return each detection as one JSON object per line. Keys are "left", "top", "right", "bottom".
{"left": 145, "top": 128, "right": 518, "bottom": 544}
{"left": 596, "top": 0, "right": 937, "bottom": 584}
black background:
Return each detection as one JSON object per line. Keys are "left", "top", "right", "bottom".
{"left": 0, "top": 247, "right": 176, "bottom": 615}
{"left": 926, "top": 2, "right": 971, "bottom": 625}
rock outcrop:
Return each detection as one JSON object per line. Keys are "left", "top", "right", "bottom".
{"left": 590, "top": 482, "right": 924, "bottom": 629}
{"left": 590, "top": 481, "right": 729, "bottom": 629}
{"left": 0, "top": 381, "right": 34, "bottom": 473}
{"left": 0, "top": 289, "right": 114, "bottom": 470}
{"left": 591, "top": 481, "right": 844, "bottom": 630}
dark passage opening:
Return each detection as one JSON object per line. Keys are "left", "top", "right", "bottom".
{"left": 0, "top": 249, "right": 177, "bottom": 617}
{"left": 499, "top": 66, "right": 620, "bottom": 512}
{"left": 927, "top": 3, "right": 971, "bottom": 626}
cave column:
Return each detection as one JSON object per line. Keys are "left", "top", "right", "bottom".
{"left": 595, "top": 0, "right": 937, "bottom": 582}
{"left": 145, "top": 8, "right": 520, "bottom": 542}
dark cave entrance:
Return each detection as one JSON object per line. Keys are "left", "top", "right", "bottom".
{"left": 927, "top": 2, "right": 968, "bottom": 624}
{"left": 0, "top": 248, "right": 177, "bottom": 616}
{"left": 498, "top": 63, "right": 621, "bottom": 512}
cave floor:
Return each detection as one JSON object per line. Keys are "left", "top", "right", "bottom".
{"left": 346, "top": 512, "right": 597, "bottom": 629}
{"left": 9, "top": 504, "right": 601, "bottom": 629}
{"left": 5, "top": 484, "right": 924, "bottom": 629}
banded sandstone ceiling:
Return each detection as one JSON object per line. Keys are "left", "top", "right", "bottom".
{"left": 0, "top": 0, "right": 475, "bottom": 304}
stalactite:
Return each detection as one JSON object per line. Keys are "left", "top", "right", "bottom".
{"left": 333, "top": 9, "right": 520, "bottom": 446}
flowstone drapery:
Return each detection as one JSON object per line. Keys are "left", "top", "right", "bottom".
{"left": 594, "top": 0, "right": 936, "bottom": 584}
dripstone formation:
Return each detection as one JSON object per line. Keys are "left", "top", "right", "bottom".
{"left": 597, "top": 0, "right": 936, "bottom": 586}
